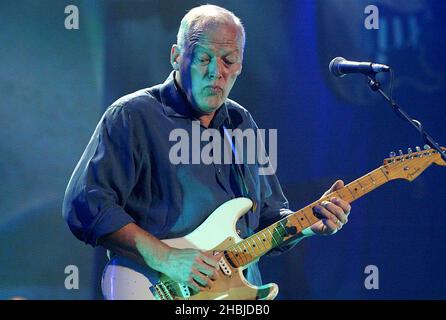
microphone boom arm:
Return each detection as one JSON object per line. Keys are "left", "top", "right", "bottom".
{"left": 367, "top": 74, "right": 446, "bottom": 162}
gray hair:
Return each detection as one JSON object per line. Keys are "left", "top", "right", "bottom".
{"left": 176, "top": 4, "right": 245, "bottom": 52}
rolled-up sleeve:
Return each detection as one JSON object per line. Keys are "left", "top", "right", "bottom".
{"left": 62, "top": 104, "right": 142, "bottom": 246}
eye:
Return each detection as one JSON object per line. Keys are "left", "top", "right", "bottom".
{"left": 197, "top": 54, "right": 210, "bottom": 65}
{"left": 223, "top": 58, "right": 234, "bottom": 65}
{"left": 223, "top": 55, "right": 238, "bottom": 65}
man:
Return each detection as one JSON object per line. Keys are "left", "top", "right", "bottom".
{"left": 63, "top": 4, "right": 350, "bottom": 298}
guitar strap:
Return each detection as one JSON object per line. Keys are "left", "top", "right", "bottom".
{"left": 222, "top": 105, "right": 259, "bottom": 244}
{"left": 222, "top": 104, "right": 250, "bottom": 199}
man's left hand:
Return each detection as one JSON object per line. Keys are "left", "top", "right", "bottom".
{"left": 310, "top": 180, "right": 351, "bottom": 236}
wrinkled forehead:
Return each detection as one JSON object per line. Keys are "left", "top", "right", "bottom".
{"left": 186, "top": 21, "right": 243, "bottom": 52}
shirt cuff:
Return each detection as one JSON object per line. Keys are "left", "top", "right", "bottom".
{"left": 87, "top": 205, "right": 135, "bottom": 247}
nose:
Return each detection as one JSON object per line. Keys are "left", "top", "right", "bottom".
{"left": 208, "top": 58, "right": 223, "bottom": 80}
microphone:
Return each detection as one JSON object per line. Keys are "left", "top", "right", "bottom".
{"left": 329, "top": 57, "right": 390, "bottom": 77}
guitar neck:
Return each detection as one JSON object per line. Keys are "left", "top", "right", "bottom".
{"left": 224, "top": 166, "right": 390, "bottom": 268}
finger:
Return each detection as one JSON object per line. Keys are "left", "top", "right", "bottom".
{"left": 323, "top": 180, "right": 344, "bottom": 197}
{"left": 331, "top": 197, "right": 351, "bottom": 216}
{"left": 195, "top": 259, "right": 218, "bottom": 279}
{"left": 191, "top": 269, "right": 212, "bottom": 288}
{"left": 337, "top": 220, "right": 343, "bottom": 230}
{"left": 313, "top": 203, "right": 340, "bottom": 225}
{"left": 201, "top": 251, "right": 222, "bottom": 268}
{"left": 210, "top": 269, "right": 220, "bottom": 281}
{"left": 187, "top": 278, "right": 201, "bottom": 293}
{"left": 322, "top": 219, "right": 339, "bottom": 234}
{"left": 204, "top": 262, "right": 220, "bottom": 281}
{"left": 331, "top": 180, "right": 344, "bottom": 191}
{"left": 321, "top": 201, "right": 348, "bottom": 224}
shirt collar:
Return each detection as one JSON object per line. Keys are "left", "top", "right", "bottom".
{"left": 159, "top": 71, "right": 230, "bottom": 129}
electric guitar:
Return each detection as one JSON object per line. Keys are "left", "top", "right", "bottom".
{"left": 101, "top": 146, "right": 445, "bottom": 300}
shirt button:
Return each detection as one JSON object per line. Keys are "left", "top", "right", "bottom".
{"left": 236, "top": 229, "right": 241, "bottom": 235}
{"left": 217, "top": 168, "right": 221, "bottom": 174}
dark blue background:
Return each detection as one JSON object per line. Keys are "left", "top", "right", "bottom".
{"left": 1, "top": 0, "right": 445, "bottom": 299}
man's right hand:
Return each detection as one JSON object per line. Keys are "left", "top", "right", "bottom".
{"left": 98, "top": 223, "right": 223, "bottom": 293}
{"left": 161, "top": 248, "right": 222, "bottom": 293}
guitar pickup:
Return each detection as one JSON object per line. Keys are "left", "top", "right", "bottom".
{"left": 218, "top": 257, "right": 232, "bottom": 276}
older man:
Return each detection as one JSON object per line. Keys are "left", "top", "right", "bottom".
{"left": 63, "top": 4, "right": 350, "bottom": 299}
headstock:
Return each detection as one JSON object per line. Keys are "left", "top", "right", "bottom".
{"left": 382, "top": 145, "right": 446, "bottom": 181}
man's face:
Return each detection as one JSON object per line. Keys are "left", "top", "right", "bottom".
{"left": 175, "top": 23, "right": 243, "bottom": 114}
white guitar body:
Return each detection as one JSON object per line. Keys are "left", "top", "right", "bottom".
{"left": 101, "top": 197, "right": 279, "bottom": 300}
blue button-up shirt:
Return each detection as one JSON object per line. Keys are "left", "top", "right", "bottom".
{"left": 63, "top": 72, "right": 292, "bottom": 285}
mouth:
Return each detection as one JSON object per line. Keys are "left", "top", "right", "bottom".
{"left": 204, "top": 85, "right": 223, "bottom": 96}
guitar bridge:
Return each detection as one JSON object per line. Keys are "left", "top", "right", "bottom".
{"left": 150, "top": 280, "right": 190, "bottom": 300}
{"left": 150, "top": 281, "right": 175, "bottom": 300}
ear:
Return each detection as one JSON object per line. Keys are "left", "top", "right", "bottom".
{"left": 236, "top": 65, "right": 242, "bottom": 76}
{"left": 170, "top": 44, "right": 181, "bottom": 70}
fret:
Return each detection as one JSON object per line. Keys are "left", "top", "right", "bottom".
{"left": 291, "top": 212, "right": 305, "bottom": 229}
{"left": 357, "top": 180, "right": 364, "bottom": 191}
{"left": 272, "top": 225, "right": 282, "bottom": 242}
{"left": 224, "top": 250, "right": 239, "bottom": 267}
{"left": 248, "top": 237, "right": 260, "bottom": 256}
{"left": 255, "top": 233, "right": 267, "bottom": 251}
{"left": 230, "top": 251, "right": 242, "bottom": 267}
{"left": 260, "top": 230, "right": 271, "bottom": 249}
{"left": 361, "top": 177, "right": 373, "bottom": 192}
{"left": 349, "top": 183, "right": 362, "bottom": 197}
{"left": 368, "top": 173, "right": 376, "bottom": 185}
{"left": 228, "top": 246, "right": 238, "bottom": 266}
{"left": 379, "top": 167, "right": 390, "bottom": 181}
{"left": 297, "top": 210, "right": 313, "bottom": 228}
{"left": 286, "top": 212, "right": 303, "bottom": 233}
{"left": 246, "top": 237, "right": 258, "bottom": 257}
{"left": 374, "top": 170, "right": 388, "bottom": 185}
{"left": 251, "top": 235, "right": 263, "bottom": 254}
{"left": 227, "top": 246, "right": 239, "bottom": 266}
{"left": 303, "top": 207, "right": 319, "bottom": 225}
{"left": 290, "top": 214, "right": 305, "bottom": 233}
{"left": 233, "top": 245, "right": 246, "bottom": 265}
{"left": 277, "top": 220, "right": 288, "bottom": 237}
{"left": 247, "top": 237, "right": 256, "bottom": 254}
{"left": 360, "top": 179, "right": 370, "bottom": 193}
{"left": 334, "top": 189, "right": 351, "bottom": 203}
{"left": 256, "top": 235, "right": 268, "bottom": 253}
{"left": 345, "top": 185, "right": 356, "bottom": 199}
{"left": 267, "top": 227, "right": 279, "bottom": 247}
{"left": 240, "top": 241, "right": 252, "bottom": 258}
{"left": 376, "top": 173, "right": 384, "bottom": 181}
{"left": 282, "top": 219, "right": 289, "bottom": 232}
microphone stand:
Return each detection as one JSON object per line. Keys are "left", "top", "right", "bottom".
{"left": 366, "top": 74, "right": 446, "bottom": 162}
